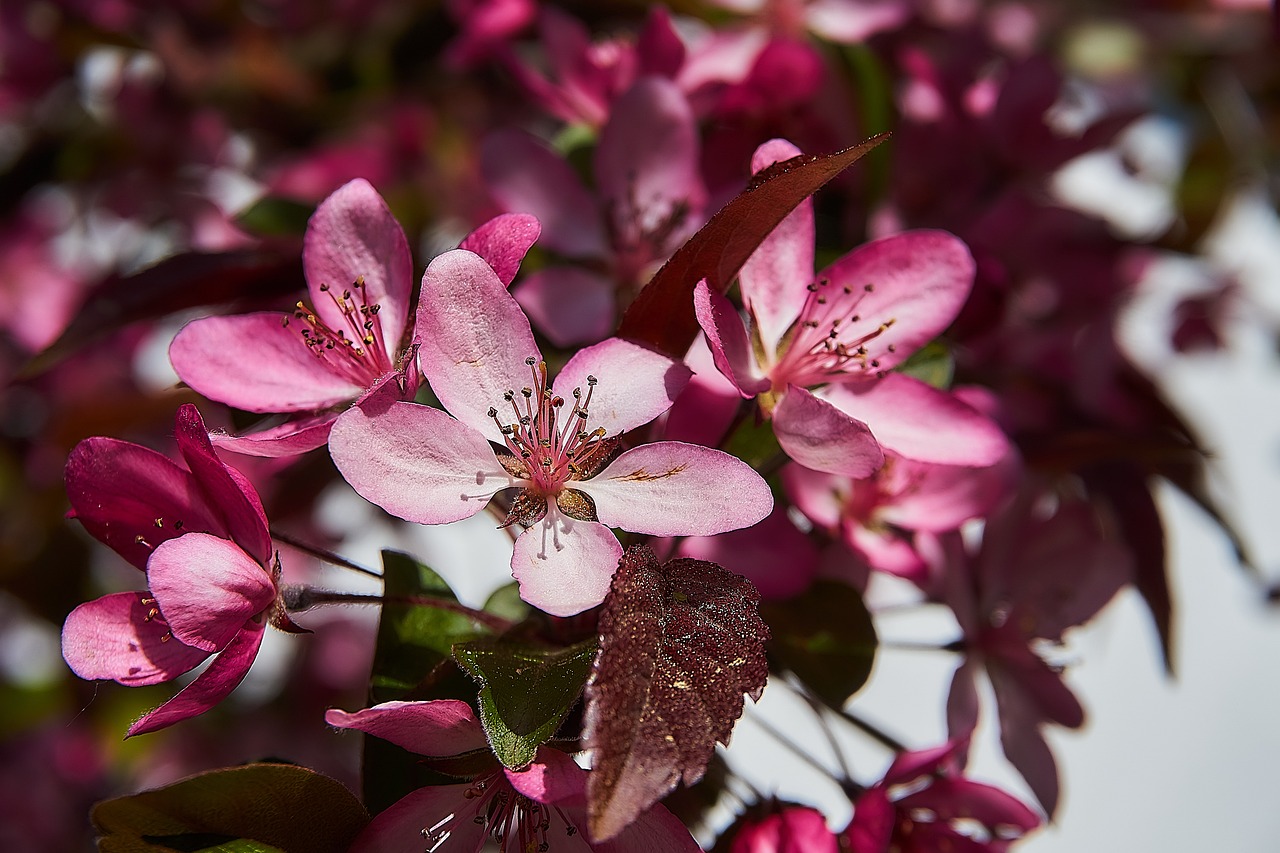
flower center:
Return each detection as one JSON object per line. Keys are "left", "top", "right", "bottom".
{"left": 282, "top": 276, "right": 391, "bottom": 385}
{"left": 487, "top": 358, "right": 612, "bottom": 497}
{"left": 773, "top": 278, "right": 897, "bottom": 388}
{"left": 420, "top": 772, "right": 577, "bottom": 853}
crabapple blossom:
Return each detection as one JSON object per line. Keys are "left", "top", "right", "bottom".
{"left": 60, "top": 404, "right": 301, "bottom": 736}
{"left": 330, "top": 247, "right": 772, "bottom": 616}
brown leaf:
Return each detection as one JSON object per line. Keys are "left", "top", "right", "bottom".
{"left": 615, "top": 134, "right": 889, "bottom": 357}
{"left": 583, "top": 545, "right": 769, "bottom": 841}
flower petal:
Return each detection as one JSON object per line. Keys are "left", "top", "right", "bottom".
{"left": 325, "top": 699, "right": 490, "bottom": 756}
{"left": 459, "top": 212, "right": 542, "bottom": 287}
{"left": 577, "top": 441, "right": 773, "bottom": 536}
{"left": 739, "top": 138, "right": 814, "bottom": 358}
{"left": 349, "top": 783, "right": 488, "bottom": 853}
{"left": 815, "top": 230, "right": 975, "bottom": 373}
{"left": 511, "top": 515, "right": 622, "bottom": 617}
{"left": 482, "top": 129, "right": 608, "bottom": 258}
{"left": 126, "top": 618, "right": 266, "bottom": 736}
{"left": 804, "top": 0, "right": 911, "bottom": 42}
{"left": 693, "top": 280, "right": 770, "bottom": 397}
{"left": 505, "top": 745, "right": 588, "bottom": 806}
{"left": 65, "top": 437, "right": 223, "bottom": 570}
{"left": 303, "top": 178, "right": 413, "bottom": 361}
{"left": 414, "top": 249, "right": 542, "bottom": 442}
{"left": 678, "top": 506, "right": 818, "bottom": 600}
{"left": 553, "top": 338, "right": 692, "bottom": 436}
{"left": 169, "top": 313, "right": 366, "bottom": 413}
{"left": 820, "top": 374, "right": 1010, "bottom": 466}
{"left": 210, "top": 410, "right": 338, "bottom": 458}
{"left": 61, "top": 592, "right": 209, "bottom": 686}
{"left": 773, "top": 386, "right": 884, "bottom": 477}
{"left": 514, "top": 266, "right": 617, "bottom": 347}
{"left": 175, "top": 404, "right": 272, "bottom": 563}
{"left": 147, "top": 533, "right": 275, "bottom": 654}
{"left": 329, "top": 401, "right": 514, "bottom": 524}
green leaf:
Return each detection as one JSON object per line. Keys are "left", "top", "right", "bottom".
{"left": 896, "top": 340, "right": 954, "bottom": 389}
{"left": 453, "top": 638, "right": 597, "bottom": 770}
{"left": 234, "top": 197, "right": 315, "bottom": 237}
{"left": 724, "top": 415, "right": 783, "bottom": 470}
{"left": 483, "top": 581, "right": 533, "bottom": 623}
{"left": 92, "top": 763, "right": 367, "bottom": 853}
{"left": 364, "top": 550, "right": 490, "bottom": 813}
{"left": 761, "top": 580, "right": 877, "bottom": 707}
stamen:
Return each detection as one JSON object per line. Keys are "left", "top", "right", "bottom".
{"left": 284, "top": 275, "right": 390, "bottom": 385}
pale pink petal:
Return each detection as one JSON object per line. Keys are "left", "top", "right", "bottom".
{"left": 693, "top": 280, "right": 770, "bottom": 397}
{"left": 577, "top": 441, "right": 773, "bottom": 536}
{"left": 126, "top": 618, "right": 266, "bottom": 736}
{"left": 814, "top": 230, "right": 975, "bottom": 373}
{"left": 511, "top": 515, "right": 622, "bottom": 617}
{"left": 147, "top": 533, "right": 275, "bottom": 654}
{"left": 780, "top": 464, "right": 846, "bottom": 530}
{"left": 773, "top": 386, "right": 884, "bottom": 477}
{"left": 329, "top": 401, "right": 515, "bottom": 525}
{"left": 739, "top": 138, "right": 814, "bottom": 358}
{"left": 325, "top": 699, "right": 490, "bottom": 756}
{"left": 513, "top": 266, "right": 616, "bottom": 346}
{"left": 675, "top": 27, "right": 768, "bottom": 93}
{"left": 170, "top": 313, "right": 366, "bottom": 412}
{"left": 459, "top": 212, "right": 542, "bottom": 287}
{"left": 879, "top": 452, "right": 1019, "bottom": 532}
{"left": 210, "top": 411, "right": 338, "bottom": 457}
{"left": 553, "top": 337, "right": 692, "bottom": 436}
{"left": 596, "top": 77, "right": 706, "bottom": 247}
{"left": 65, "top": 437, "right": 222, "bottom": 570}
{"left": 804, "top": 0, "right": 910, "bottom": 42}
{"left": 174, "top": 404, "right": 272, "bottom": 564}
{"left": 482, "top": 129, "right": 608, "bottom": 258}
{"left": 61, "top": 592, "right": 209, "bottom": 686}
{"left": 844, "top": 524, "right": 927, "bottom": 582}
{"left": 820, "top": 374, "right": 1010, "bottom": 466}
{"left": 303, "top": 178, "right": 413, "bottom": 360}
{"left": 350, "top": 783, "right": 487, "bottom": 853}
{"left": 678, "top": 506, "right": 818, "bottom": 600}
{"left": 505, "top": 745, "right": 587, "bottom": 805}
{"left": 414, "top": 249, "right": 542, "bottom": 442}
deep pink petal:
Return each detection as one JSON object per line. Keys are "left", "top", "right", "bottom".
{"left": 678, "top": 505, "right": 817, "bottom": 600}
{"left": 61, "top": 592, "right": 209, "bottom": 686}
{"left": 513, "top": 266, "right": 616, "bottom": 346}
{"left": 821, "top": 374, "right": 1010, "bottom": 467}
{"left": 780, "top": 464, "right": 845, "bottom": 530}
{"left": 349, "top": 783, "right": 487, "bottom": 853}
{"left": 459, "top": 212, "right": 542, "bottom": 287}
{"left": 844, "top": 789, "right": 894, "bottom": 853}
{"left": 730, "top": 806, "right": 838, "bottom": 853}
{"left": 170, "top": 313, "right": 366, "bottom": 413}
{"left": 65, "top": 437, "right": 223, "bottom": 570}
{"left": 325, "top": 699, "right": 490, "bottom": 756}
{"left": 595, "top": 77, "right": 706, "bottom": 250}
{"left": 482, "top": 129, "right": 608, "bottom": 258}
{"left": 147, "top": 533, "right": 275, "bottom": 654}
{"left": 905, "top": 777, "right": 1041, "bottom": 837}
{"left": 578, "top": 441, "right": 773, "bottom": 536}
{"left": 661, "top": 335, "right": 743, "bottom": 447}
{"left": 946, "top": 660, "right": 982, "bottom": 740}
{"left": 636, "top": 6, "right": 685, "bottom": 77}
{"left": 598, "top": 802, "right": 701, "bottom": 853}
{"left": 175, "top": 404, "right": 272, "bottom": 563}
{"left": 505, "top": 745, "right": 587, "bottom": 805}
{"left": 553, "top": 337, "right": 692, "bottom": 436}
{"left": 126, "top": 618, "right": 265, "bottom": 736}
{"left": 814, "top": 230, "right": 974, "bottom": 373}
{"left": 988, "top": 661, "right": 1073, "bottom": 817}
{"left": 844, "top": 523, "right": 927, "bottom": 582}
{"left": 882, "top": 741, "right": 961, "bottom": 785}
{"left": 773, "top": 386, "right": 884, "bottom": 477}
{"left": 693, "top": 280, "right": 770, "bottom": 397}
{"left": 329, "top": 401, "right": 514, "bottom": 525}
{"left": 739, "top": 138, "right": 815, "bottom": 357}
{"left": 209, "top": 411, "right": 338, "bottom": 457}
{"left": 511, "top": 515, "right": 622, "bottom": 617}
{"left": 303, "top": 178, "right": 413, "bottom": 360}
{"left": 414, "top": 249, "right": 542, "bottom": 442}
{"left": 879, "top": 452, "right": 1020, "bottom": 532}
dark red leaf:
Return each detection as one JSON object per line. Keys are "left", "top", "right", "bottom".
{"left": 583, "top": 545, "right": 769, "bottom": 841}
{"left": 24, "top": 244, "right": 303, "bottom": 376}
{"left": 615, "top": 134, "right": 889, "bottom": 357}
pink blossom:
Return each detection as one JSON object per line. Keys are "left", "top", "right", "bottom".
{"left": 844, "top": 740, "right": 1040, "bottom": 853}
{"left": 326, "top": 699, "right": 699, "bottom": 852}
{"left": 60, "top": 404, "right": 300, "bottom": 736}
{"left": 705, "top": 0, "right": 911, "bottom": 44}
{"left": 727, "top": 803, "right": 839, "bottom": 852}
{"left": 329, "top": 248, "right": 773, "bottom": 616}
{"left": 694, "top": 138, "right": 1009, "bottom": 476}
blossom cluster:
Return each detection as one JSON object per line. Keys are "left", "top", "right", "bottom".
{"left": 1, "top": 1, "right": 1274, "bottom": 851}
